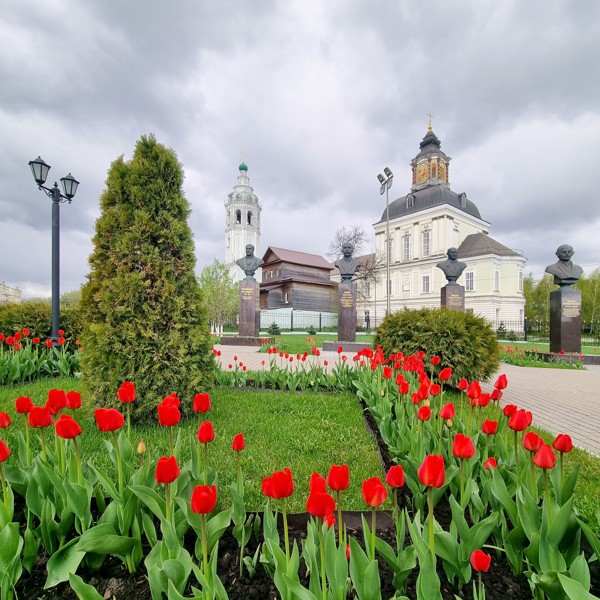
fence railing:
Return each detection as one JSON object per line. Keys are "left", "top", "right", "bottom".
{"left": 496, "top": 320, "right": 600, "bottom": 345}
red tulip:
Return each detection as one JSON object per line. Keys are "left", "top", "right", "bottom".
{"left": 32, "top": 337, "right": 40, "bottom": 344}
{"left": 418, "top": 454, "right": 445, "bottom": 488}
{"left": 0, "top": 440, "right": 10, "bottom": 463}
{"left": 438, "top": 367, "right": 452, "bottom": 381}
{"left": 523, "top": 432, "right": 543, "bottom": 453}
{"left": 45, "top": 339, "right": 53, "bottom": 348}
{"left": 457, "top": 378, "right": 469, "bottom": 391}
{"left": 310, "top": 472, "right": 327, "bottom": 493}
{"left": 55, "top": 414, "right": 82, "bottom": 439}
{"left": 553, "top": 434, "right": 573, "bottom": 454}
{"left": 158, "top": 401, "right": 181, "bottom": 427}
{"left": 439, "top": 402, "right": 455, "bottom": 420}
{"left": 57, "top": 337, "right": 65, "bottom": 345}
{"left": 162, "top": 393, "right": 181, "bottom": 408}
{"left": 481, "top": 420, "right": 498, "bottom": 435}
{"left": 46, "top": 389, "right": 67, "bottom": 415}
{"left": 261, "top": 477, "right": 273, "bottom": 498}
{"left": 470, "top": 549, "right": 491, "bottom": 572}
{"left": 326, "top": 464, "right": 349, "bottom": 492}
{"left": 270, "top": 467, "right": 294, "bottom": 499}
{"left": 155, "top": 455, "right": 180, "bottom": 484}
{"left": 193, "top": 392, "right": 211, "bottom": 413}
{"left": 197, "top": 421, "right": 215, "bottom": 443}
{"left": 362, "top": 476, "right": 388, "bottom": 507}
{"left": 429, "top": 383, "right": 441, "bottom": 397}
{"left": 533, "top": 444, "right": 556, "bottom": 470}
{"left": 430, "top": 356, "right": 441, "bottom": 366}
{"left": 452, "top": 434, "right": 476, "bottom": 459}
{"left": 94, "top": 408, "right": 124, "bottom": 432}
{"left": 29, "top": 406, "right": 53, "bottom": 428}
{"left": 306, "top": 490, "right": 336, "bottom": 517}
{"left": 466, "top": 381, "right": 481, "bottom": 400}
{"left": 232, "top": 433, "right": 245, "bottom": 451}
{"left": 14, "top": 332, "right": 22, "bottom": 341}
{"left": 191, "top": 484, "right": 217, "bottom": 514}
{"left": 491, "top": 388, "right": 502, "bottom": 401}
{"left": 324, "top": 513, "right": 336, "bottom": 528}
{"left": 508, "top": 409, "right": 532, "bottom": 432}
{"left": 117, "top": 381, "right": 136, "bottom": 403}
{"left": 58, "top": 329, "right": 64, "bottom": 336}
{"left": 383, "top": 366, "right": 393, "bottom": 379}
{"left": 494, "top": 374, "right": 508, "bottom": 390}
{"left": 399, "top": 381, "right": 410, "bottom": 395}
{"left": 15, "top": 396, "right": 33, "bottom": 414}
{"left": 503, "top": 404, "right": 518, "bottom": 417}
{"left": 385, "top": 465, "right": 405, "bottom": 488}
{"left": 484, "top": 457, "right": 498, "bottom": 470}
{"left": 66, "top": 391, "right": 82, "bottom": 410}
{"left": 0, "top": 412, "right": 11, "bottom": 428}
{"left": 417, "top": 406, "right": 431, "bottom": 421}
{"left": 22, "top": 328, "right": 30, "bottom": 336}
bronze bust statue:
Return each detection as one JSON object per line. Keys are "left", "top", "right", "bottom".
{"left": 436, "top": 247, "right": 467, "bottom": 284}
{"left": 335, "top": 242, "right": 360, "bottom": 281}
{"left": 545, "top": 244, "right": 583, "bottom": 287}
{"left": 236, "top": 244, "right": 263, "bottom": 278}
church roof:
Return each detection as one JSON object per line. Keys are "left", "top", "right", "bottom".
{"left": 376, "top": 184, "right": 482, "bottom": 223}
{"left": 458, "top": 233, "right": 521, "bottom": 258}
{"left": 262, "top": 246, "right": 335, "bottom": 270}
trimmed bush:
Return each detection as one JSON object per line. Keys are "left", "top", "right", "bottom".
{"left": 80, "top": 135, "right": 213, "bottom": 421}
{"left": 0, "top": 300, "right": 82, "bottom": 343}
{"left": 373, "top": 307, "right": 500, "bottom": 382}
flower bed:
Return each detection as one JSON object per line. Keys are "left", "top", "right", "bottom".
{"left": 0, "top": 346, "right": 599, "bottom": 599}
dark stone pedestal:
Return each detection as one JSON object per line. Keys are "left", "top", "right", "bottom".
{"left": 323, "top": 340, "right": 372, "bottom": 353}
{"left": 239, "top": 278, "right": 260, "bottom": 338}
{"left": 550, "top": 287, "right": 582, "bottom": 353}
{"left": 338, "top": 281, "right": 357, "bottom": 342}
{"left": 220, "top": 336, "right": 265, "bottom": 347}
{"left": 441, "top": 284, "right": 465, "bottom": 311}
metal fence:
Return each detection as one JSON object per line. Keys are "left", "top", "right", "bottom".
{"left": 496, "top": 320, "right": 600, "bottom": 345}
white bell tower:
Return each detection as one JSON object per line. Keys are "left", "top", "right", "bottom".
{"left": 224, "top": 162, "right": 262, "bottom": 281}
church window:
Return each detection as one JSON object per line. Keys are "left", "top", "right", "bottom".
{"left": 460, "top": 193, "right": 467, "bottom": 208}
{"left": 406, "top": 194, "right": 415, "bottom": 209}
{"left": 465, "top": 271, "right": 474, "bottom": 291}
{"left": 421, "top": 274, "right": 430, "bottom": 294}
{"left": 402, "top": 233, "right": 411, "bottom": 260}
{"left": 421, "top": 229, "right": 430, "bottom": 257}
{"left": 284, "top": 292, "right": 289, "bottom": 304}
{"left": 494, "top": 269, "right": 500, "bottom": 291}
{"left": 247, "top": 211, "right": 252, "bottom": 225}
{"left": 518, "top": 270, "right": 523, "bottom": 293}
{"left": 235, "top": 210, "right": 241, "bottom": 224}
{"left": 402, "top": 276, "right": 410, "bottom": 293}
{"left": 364, "top": 281, "right": 371, "bottom": 297}
{"left": 431, "top": 163, "right": 437, "bottom": 179}
{"left": 385, "top": 237, "right": 393, "bottom": 262}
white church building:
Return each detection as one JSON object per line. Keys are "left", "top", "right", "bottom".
{"left": 363, "top": 126, "right": 526, "bottom": 329}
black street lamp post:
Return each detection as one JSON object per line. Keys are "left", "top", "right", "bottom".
{"left": 28, "top": 157, "right": 79, "bottom": 345}
{"left": 377, "top": 167, "right": 393, "bottom": 316}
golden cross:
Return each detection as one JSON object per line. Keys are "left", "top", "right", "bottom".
{"left": 427, "top": 112, "right": 433, "bottom": 131}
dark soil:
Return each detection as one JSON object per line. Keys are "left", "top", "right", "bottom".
{"left": 14, "top": 408, "right": 600, "bottom": 599}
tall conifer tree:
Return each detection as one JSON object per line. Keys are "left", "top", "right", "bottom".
{"left": 81, "top": 135, "right": 213, "bottom": 420}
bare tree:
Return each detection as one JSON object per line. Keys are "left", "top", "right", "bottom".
{"left": 327, "top": 225, "right": 368, "bottom": 259}
{"left": 355, "top": 251, "right": 385, "bottom": 298}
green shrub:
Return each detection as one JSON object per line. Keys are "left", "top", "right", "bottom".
{"left": 373, "top": 307, "right": 500, "bottom": 383}
{"left": 267, "top": 322, "right": 281, "bottom": 336}
{"left": 80, "top": 135, "right": 213, "bottom": 421}
{"left": 306, "top": 325, "right": 317, "bottom": 335}
{"left": 0, "top": 300, "right": 83, "bottom": 343}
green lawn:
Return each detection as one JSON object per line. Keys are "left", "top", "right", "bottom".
{"left": 500, "top": 341, "right": 600, "bottom": 355}
{"left": 0, "top": 377, "right": 384, "bottom": 513}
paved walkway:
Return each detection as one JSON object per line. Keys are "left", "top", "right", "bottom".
{"left": 213, "top": 345, "right": 600, "bottom": 456}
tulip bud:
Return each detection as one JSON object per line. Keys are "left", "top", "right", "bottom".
{"left": 446, "top": 419, "right": 453, "bottom": 428}
{"left": 423, "top": 398, "right": 430, "bottom": 407}
{"left": 137, "top": 439, "right": 146, "bottom": 455}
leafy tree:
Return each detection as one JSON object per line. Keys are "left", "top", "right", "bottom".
{"left": 60, "top": 289, "right": 81, "bottom": 306}
{"left": 576, "top": 268, "right": 600, "bottom": 333}
{"left": 327, "top": 225, "right": 368, "bottom": 259}
{"left": 81, "top": 135, "right": 213, "bottom": 421}
{"left": 523, "top": 273, "right": 554, "bottom": 326}
{"left": 198, "top": 259, "right": 238, "bottom": 334}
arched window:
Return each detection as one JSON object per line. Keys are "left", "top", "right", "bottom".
{"left": 235, "top": 209, "right": 241, "bottom": 224}
{"left": 406, "top": 194, "right": 415, "bottom": 209}
{"left": 247, "top": 211, "right": 252, "bottom": 225}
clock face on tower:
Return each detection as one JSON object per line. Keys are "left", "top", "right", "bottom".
{"left": 416, "top": 163, "right": 428, "bottom": 183}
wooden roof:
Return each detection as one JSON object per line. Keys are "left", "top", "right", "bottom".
{"left": 262, "top": 246, "right": 334, "bottom": 270}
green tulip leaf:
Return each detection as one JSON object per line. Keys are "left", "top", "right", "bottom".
{"left": 68, "top": 573, "right": 104, "bottom": 600}
{"left": 44, "top": 537, "right": 85, "bottom": 588}
{"left": 558, "top": 573, "right": 598, "bottom": 599}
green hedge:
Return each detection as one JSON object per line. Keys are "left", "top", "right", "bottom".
{"left": 0, "top": 301, "right": 83, "bottom": 343}
{"left": 373, "top": 307, "right": 500, "bottom": 383}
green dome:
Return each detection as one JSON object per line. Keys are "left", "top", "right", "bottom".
{"left": 239, "top": 162, "right": 248, "bottom": 171}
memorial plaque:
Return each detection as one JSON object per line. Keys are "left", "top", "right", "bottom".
{"left": 440, "top": 284, "right": 465, "bottom": 312}
{"left": 550, "top": 287, "right": 581, "bottom": 353}
{"left": 239, "top": 279, "right": 259, "bottom": 337}
{"left": 338, "top": 281, "right": 357, "bottom": 342}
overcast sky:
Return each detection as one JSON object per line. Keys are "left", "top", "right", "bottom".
{"left": 2, "top": 0, "right": 599, "bottom": 298}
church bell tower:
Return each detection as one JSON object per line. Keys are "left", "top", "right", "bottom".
{"left": 224, "top": 162, "right": 262, "bottom": 280}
